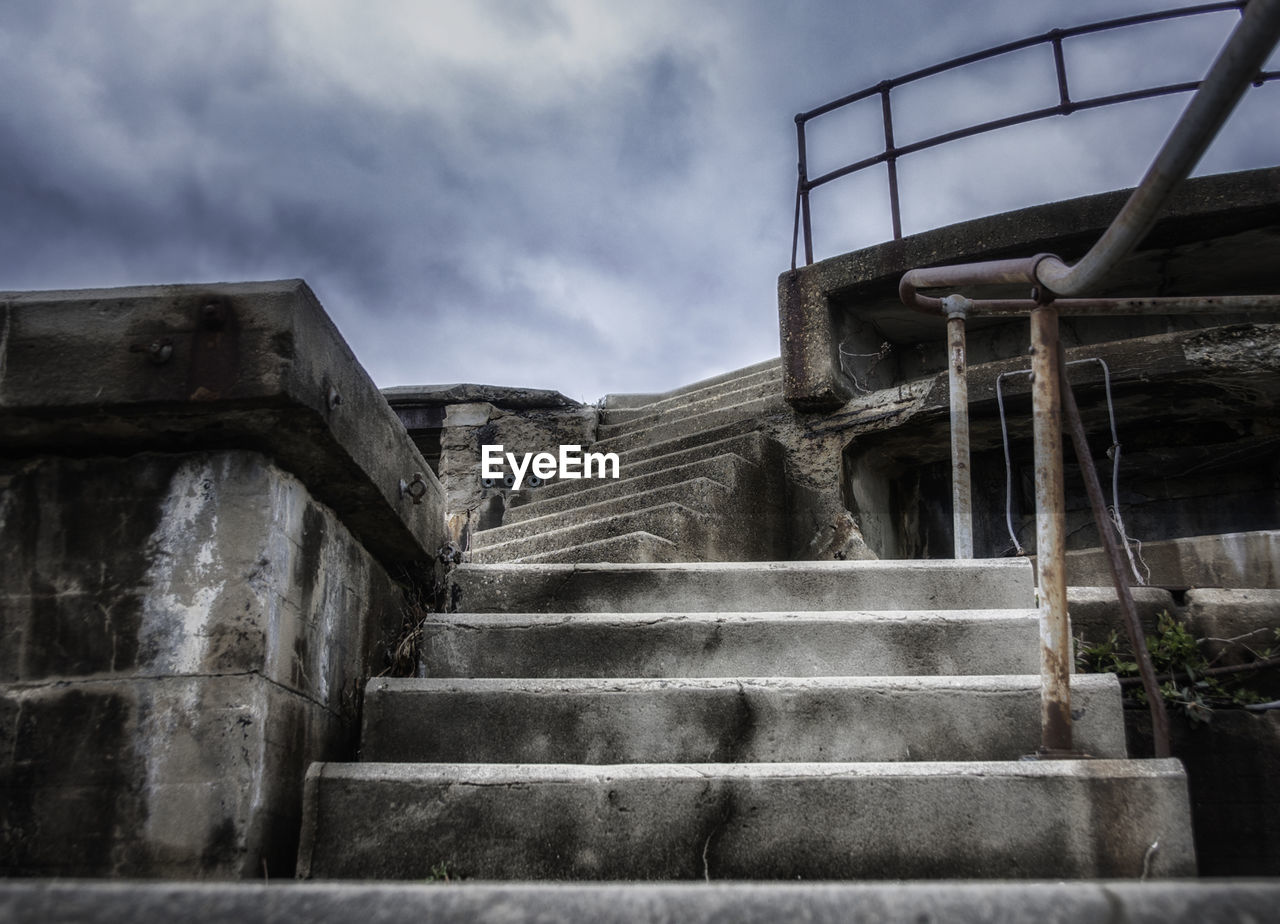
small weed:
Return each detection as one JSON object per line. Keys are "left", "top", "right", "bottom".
{"left": 427, "top": 860, "right": 460, "bottom": 883}
{"left": 1076, "top": 611, "right": 1274, "bottom": 724}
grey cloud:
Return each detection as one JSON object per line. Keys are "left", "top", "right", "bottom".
{"left": 1, "top": 0, "right": 1276, "bottom": 400}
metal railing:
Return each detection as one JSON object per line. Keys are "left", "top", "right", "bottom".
{"left": 897, "top": 0, "right": 1280, "bottom": 759}
{"left": 791, "top": 0, "right": 1280, "bottom": 270}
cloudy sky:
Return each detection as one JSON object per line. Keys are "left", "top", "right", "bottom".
{"left": 2, "top": 1, "right": 1276, "bottom": 401}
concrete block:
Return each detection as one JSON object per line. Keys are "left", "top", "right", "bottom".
{"left": 446, "top": 558, "right": 1035, "bottom": 613}
{"left": 421, "top": 610, "right": 1040, "bottom": 678}
{"left": 297, "top": 759, "right": 1195, "bottom": 880}
{"left": 0, "top": 452, "right": 405, "bottom": 693}
{"left": 1182, "top": 588, "right": 1280, "bottom": 666}
{"left": 361, "top": 674, "right": 1125, "bottom": 763}
{"left": 0, "top": 674, "right": 345, "bottom": 878}
{"left": 0, "top": 280, "right": 444, "bottom": 568}
{"left": 8, "top": 881, "right": 1280, "bottom": 924}
{"left": 1066, "top": 530, "right": 1280, "bottom": 589}
{"left": 1067, "top": 585, "right": 1179, "bottom": 644}
{"left": 0, "top": 449, "right": 405, "bottom": 877}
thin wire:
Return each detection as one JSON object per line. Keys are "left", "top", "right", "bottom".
{"left": 994, "top": 358, "right": 1147, "bottom": 581}
{"left": 996, "top": 370, "right": 1024, "bottom": 555}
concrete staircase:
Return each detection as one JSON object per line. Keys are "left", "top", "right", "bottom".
{"left": 298, "top": 558, "right": 1194, "bottom": 880}
{"left": 470, "top": 359, "right": 786, "bottom": 564}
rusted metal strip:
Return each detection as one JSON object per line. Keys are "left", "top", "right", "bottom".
{"left": 899, "top": 255, "right": 1050, "bottom": 313}
{"left": 944, "top": 296, "right": 973, "bottom": 558}
{"left": 1057, "top": 345, "right": 1172, "bottom": 758}
{"left": 1030, "top": 305, "right": 1073, "bottom": 755}
{"left": 902, "top": 287, "right": 1280, "bottom": 318}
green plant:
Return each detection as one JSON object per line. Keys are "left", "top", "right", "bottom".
{"left": 1076, "top": 611, "right": 1272, "bottom": 724}
{"left": 427, "top": 860, "right": 459, "bottom": 883}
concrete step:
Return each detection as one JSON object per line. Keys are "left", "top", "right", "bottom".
{"left": 601, "top": 358, "right": 781, "bottom": 411}
{"left": 591, "top": 395, "right": 781, "bottom": 456}
{"left": 446, "top": 558, "right": 1035, "bottom": 614}
{"left": 504, "top": 452, "right": 764, "bottom": 525}
{"left": 297, "top": 758, "right": 1195, "bottom": 880}
{"left": 475, "top": 477, "right": 734, "bottom": 549}
{"left": 13, "top": 881, "right": 1280, "bottom": 923}
{"left": 507, "top": 531, "right": 684, "bottom": 565}
{"left": 530, "top": 431, "right": 777, "bottom": 504}
{"left": 469, "top": 502, "right": 716, "bottom": 564}
{"left": 420, "top": 609, "right": 1040, "bottom": 678}
{"left": 361, "top": 674, "right": 1125, "bottom": 763}
{"left": 598, "top": 370, "right": 783, "bottom": 431}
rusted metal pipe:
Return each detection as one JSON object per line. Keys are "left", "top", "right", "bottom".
{"left": 902, "top": 288, "right": 1280, "bottom": 318}
{"left": 1057, "top": 344, "right": 1172, "bottom": 758}
{"left": 944, "top": 295, "right": 974, "bottom": 559}
{"left": 1030, "top": 304, "right": 1074, "bottom": 755}
{"left": 899, "top": 254, "right": 1051, "bottom": 313}
{"left": 949, "top": 293, "right": 1280, "bottom": 317}
{"left": 1035, "top": 0, "right": 1280, "bottom": 296}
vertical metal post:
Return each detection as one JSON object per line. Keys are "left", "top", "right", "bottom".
{"left": 796, "top": 118, "right": 814, "bottom": 266}
{"left": 1030, "top": 304, "right": 1073, "bottom": 755}
{"left": 880, "top": 84, "right": 903, "bottom": 241}
{"left": 944, "top": 296, "right": 973, "bottom": 559}
{"left": 1051, "top": 32, "right": 1072, "bottom": 111}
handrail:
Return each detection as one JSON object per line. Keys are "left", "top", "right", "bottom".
{"left": 791, "top": 0, "right": 1280, "bottom": 270}
{"left": 893, "top": 0, "right": 1280, "bottom": 760}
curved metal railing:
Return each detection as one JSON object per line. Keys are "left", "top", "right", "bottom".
{"left": 791, "top": 0, "right": 1280, "bottom": 270}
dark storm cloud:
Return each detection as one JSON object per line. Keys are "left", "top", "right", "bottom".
{"left": 1, "top": 0, "right": 1276, "bottom": 399}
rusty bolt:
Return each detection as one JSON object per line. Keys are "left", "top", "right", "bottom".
{"left": 147, "top": 339, "right": 173, "bottom": 365}
{"left": 200, "top": 303, "right": 227, "bottom": 330}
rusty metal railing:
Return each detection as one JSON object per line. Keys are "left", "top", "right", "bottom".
{"left": 792, "top": 0, "right": 1280, "bottom": 271}
{"left": 897, "top": 0, "right": 1280, "bottom": 758}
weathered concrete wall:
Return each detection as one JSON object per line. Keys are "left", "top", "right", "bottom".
{"left": 385, "top": 385, "right": 597, "bottom": 547}
{"left": 1, "top": 452, "right": 405, "bottom": 877}
{"left": 772, "top": 168, "right": 1280, "bottom": 563}
{"left": 0, "top": 281, "right": 445, "bottom": 878}
{"left": 780, "top": 166, "right": 1280, "bottom": 411}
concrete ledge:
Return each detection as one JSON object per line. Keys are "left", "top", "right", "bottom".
{"left": 0, "top": 280, "right": 443, "bottom": 567}
{"left": 421, "top": 610, "right": 1040, "bottom": 678}
{"left": 5, "top": 881, "right": 1280, "bottom": 924}
{"left": 298, "top": 759, "right": 1194, "bottom": 880}
{"left": 382, "top": 383, "right": 582, "bottom": 410}
{"left": 1067, "top": 531, "right": 1280, "bottom": 589}
{"left": 361, "top": 674, "right": 1125, "bottom": 763}
{"left": 447, "top": 559, "right": 1035, "bottom": 613}
{"left": 779, "top": 167, "right": 1280, "bottom": 410}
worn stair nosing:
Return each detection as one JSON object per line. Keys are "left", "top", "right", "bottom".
{"left": 598, "top": 373, "right": 783, "bottom": 434}
{"left": 532, "top": 432, "right": 772, "bottom": 503}
{"left": 470, "top": 501, "right": 714, "bottom": 562}
{"left": 601, "top": 357, "right": 781, "bottom": 411}
{"left": 592, "top": 396, "right": 782, "bottom": 455}
{"left": 476, "top": 476, "right": 736, "bottom": 546}
{"left": 504, "top": 452, "right": 760, "bottom": 524}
